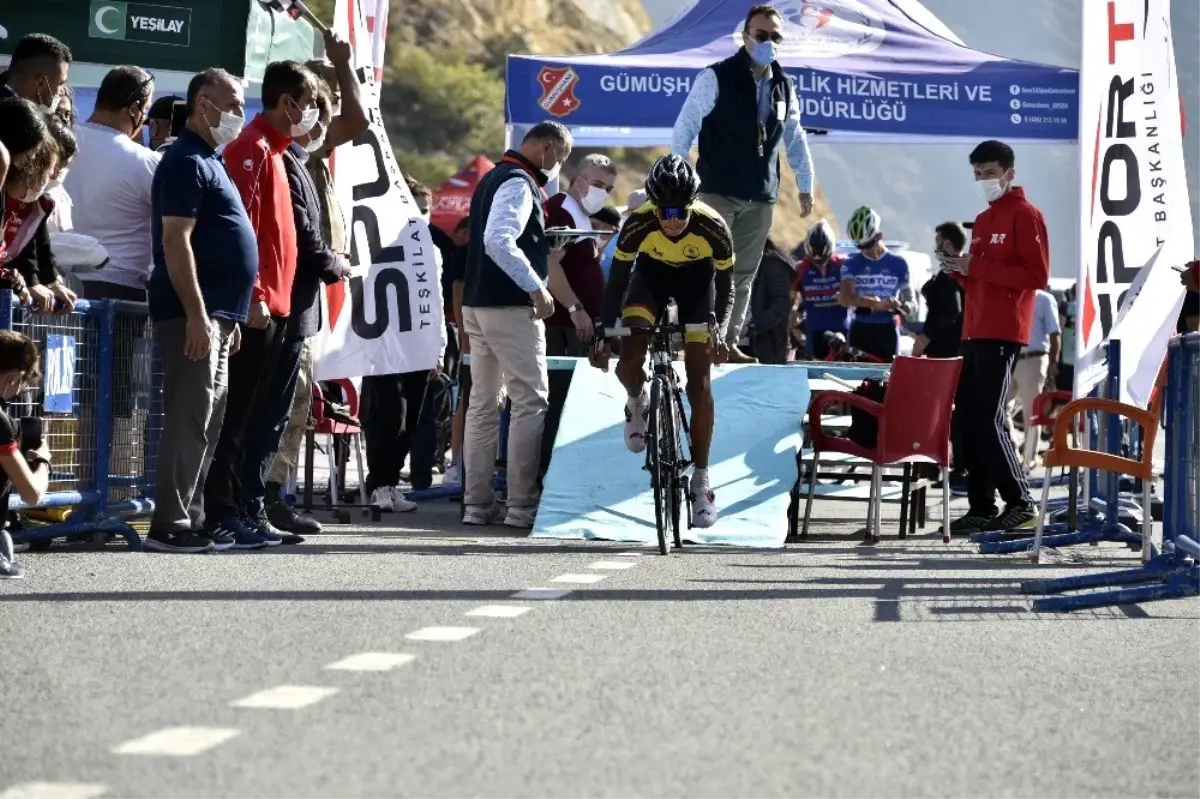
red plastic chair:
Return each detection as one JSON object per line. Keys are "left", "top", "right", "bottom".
{"left": 309, "top": 378, "right": 368, "bottom": 516}
{"left": 797, "top": 356, "right": 963, "bottom": 543}
{"left": 1025, "top": 389, "right": 1073, "bottom": 469}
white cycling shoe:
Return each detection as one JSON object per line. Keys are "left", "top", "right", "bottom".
{"left": 690, "top": 485, "right": 718, "bottom": 529}
{"left": 624, "top": 392, "right": 649, "bottom": 453}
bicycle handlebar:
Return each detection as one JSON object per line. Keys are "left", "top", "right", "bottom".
{"left": 597, "top": 322, "right": 713, "bottom": 338}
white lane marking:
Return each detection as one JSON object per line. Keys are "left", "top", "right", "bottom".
{"left": 617, "top": 551, "right": 649, "bottom": 556}
{"left": 406, "top": 626, "right": 480, "bottom": 642}
{"left": 550, "top": 573, "right": 607, "bottom": 584}
{"left": 465, "top": 605, "right": 531, "bottom": 618}
{"left": 230, "top": 685, "right": 340, "bottom": 710}
{"left": 112, "top": 727, "right": 240, "bottom": 756}
{"left": 511, "top": 588, "right": 572, "bottom": 600}
{"left": 1, "top": 783, "right": 107, "bottom": 799}
{"left": 589, "top": 561, "right": 637, "bottom": 570}
{"left": 326, "top": 653, "right": 416, "bottom": 672}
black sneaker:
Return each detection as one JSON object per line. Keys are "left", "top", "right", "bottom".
{"left": 983, "top": 504, "right": 1039, "bottom": 532}
{"left": 942, "top": 514, "right": 995, "bottom": 537}
{"left": 245, "top": 514, "right": 284, "bottom": 547}
{"left": 201, "top": 531, "right": 236, "bottom": 552}
{"left": 266, "top": 499, "right": 321, "bottom": 535}
{"left": 143, "top": 530, "right": 216, "bottom": 554}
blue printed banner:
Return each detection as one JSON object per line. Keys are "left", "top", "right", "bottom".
{"left": 506, "top": 0, "right": 1078, "bottom": 140}
{"left": 43, "top": 334, "right": 76, "bottom": 414}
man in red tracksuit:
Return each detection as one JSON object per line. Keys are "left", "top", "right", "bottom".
{"left": 941, "top": 139, "right": 1048, "bottom": 535}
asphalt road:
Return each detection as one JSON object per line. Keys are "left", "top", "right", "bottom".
{"left": 1, "top": 495, "right": 1197, "bottom": 799}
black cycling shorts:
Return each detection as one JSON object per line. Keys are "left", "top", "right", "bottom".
{"left": 621, "top": 256, "right": 715, "bottom": 344}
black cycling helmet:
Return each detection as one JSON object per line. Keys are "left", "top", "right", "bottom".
{"left": 805, "top": 219, "right": 835, "bottom": 261}
{"left": 645, "top": 154, "right": 700, "bottom": 210}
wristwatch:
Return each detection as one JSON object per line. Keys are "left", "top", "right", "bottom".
{"left": 27, "top": 454, "right": 51, "bottom": 472}
{"left": 568, "top": 303, "right": 583, "bottom": 314}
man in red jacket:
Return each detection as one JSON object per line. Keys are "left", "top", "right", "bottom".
{"left": 941, "top": 140, "right": 1048, "bottom": 535}
{"left": 202, "top": 59, "right": 320, "bottom": 548}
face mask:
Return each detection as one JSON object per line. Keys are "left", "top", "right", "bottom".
{"left": 580, "top": 185, "right": 608, "bottom": 215}
{"left": 749, "top": 39, "right": 778, "bottom": 67}
{"left": 45, "top": 170, "right": 68, "bottom": 192}
{"left": 290, "top": 101, "right": 320, "bottom": 138}
{"left": 303, "top": 134, "right": 326, "bottom": 154}
{"left": 206, "top": 101, "right": 245, "bottom": 146}
{"left": 977, "top": 173, "right": 1009, "bottom": 203}
{"left": 331, "top": 102, "right": 342, "bottom": 118}
{"left": 541, "top": 153, "right": 562, "bottom": 182}
{"left": 39, "top": 80, "right": 61, "bottom": 114}
{"left": 21, "top": 184, "right": 47, "bottom": 204}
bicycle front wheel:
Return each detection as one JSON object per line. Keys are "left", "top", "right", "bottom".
{"left": 649, "top": 376, "right": 676, "bottom": 555}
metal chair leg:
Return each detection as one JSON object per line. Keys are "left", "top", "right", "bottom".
{"left": 354, "top": 434, "right": 368, "bottom": 508}
{"left": 1029, "top": 475, "right": 1053, "bottom": 562}
{"left": 871, "top": 465, "right": 883, "bottom": 542}
{"left": 327, "top": 434, "right": 339, "bottom": 508}
{"left": 898, "top": 464, "right": 910, "bottom": 539}
{"left": 941, "top": 467, "right": 951, "bottom": 543}
{"left": 801, "top": 451, "right": 819, "bottom": 537}
{"left": 1141, "top": 475, "right": 1153, "bottom": 564}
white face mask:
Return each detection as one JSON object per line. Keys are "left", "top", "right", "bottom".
{"left": 580, "top": 184, "right": 608, "bottom": 215}
{"left": 290, "top": 104, "right": 320, "bottom": 138}
{"left": 206, "top": 101, "right": 245, "bottom": 146}
{"left": 45, "top": 170, "right": 68, "bottom": 192}
{"left": 21, "top": 184, "right": 47, "bottom": 204}
{"left": 977, "top": 174, "right": 1009, "bottom": 203}
{"left": 540, "top": 148, "right": 562, "bottom": 182}
{"left": 331, "top": 102, "right": 342, "bottom": 118}
{"left": 303, "top": 134, "right": 326, "bottom": 154}
{"left": 39, "top": 80, "right": 61, "bottom": 114}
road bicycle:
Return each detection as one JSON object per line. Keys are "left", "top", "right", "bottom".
{"left": 596, "top": 302, "right": 718, "bottom": 555}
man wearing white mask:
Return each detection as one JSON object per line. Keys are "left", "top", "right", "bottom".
{"left": 0, "top": 34, "right": 71, "bottom": 110}
{"left": 201, "top": 60, "right": 321, "bottom": 550}
{"left": 940, "top": 139, "right": 1048, "bottom": 538}
{"left": 460, "top": 121, "right": 572, "bottom": 528}
{"left": 145, "top": 68, "right": 255, "bottom": 553}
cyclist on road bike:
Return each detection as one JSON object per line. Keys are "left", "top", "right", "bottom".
{"left": 793, "top": 219, "right": 848, "bottom": 360}
{"left": 589, "top": 155, "right": 734, "bottom": 528}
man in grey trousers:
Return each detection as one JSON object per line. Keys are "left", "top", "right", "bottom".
{"left": 671, "top": 3, "right": 815, "bottom": 363}
{"left": 144, "top": 68, "right": 259, "bottom": 554}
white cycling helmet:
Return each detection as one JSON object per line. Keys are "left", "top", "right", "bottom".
{"left": 847, "top": 206, "right": 883, "bottom": 246}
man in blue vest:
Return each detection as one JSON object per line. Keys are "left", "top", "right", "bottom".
{"left": 460, "top": 121, "right": 571, "bottom": 530}
{"left": 671, "top": 3, "right": 815, "bottom": 364}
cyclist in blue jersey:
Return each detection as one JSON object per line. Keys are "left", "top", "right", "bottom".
{"left": 793, "top": 220, "right": 848, "bottom": 360}
{"left": 838, "top": 206, "right": 914, "bottom": 362}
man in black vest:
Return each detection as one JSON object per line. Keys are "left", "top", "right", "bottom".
{"left": 460, "top": 121, "right": 571, "bottom": 529}
{"left": 672, "top": 3, "right": 815, "bottom": 364}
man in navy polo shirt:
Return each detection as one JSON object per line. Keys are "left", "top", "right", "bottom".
{"left": 145, "top": 68, "right": 258, "bottom": 554}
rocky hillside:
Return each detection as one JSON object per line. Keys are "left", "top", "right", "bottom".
{"left": 349, "top": 0, "right": 833, "bottom": 250}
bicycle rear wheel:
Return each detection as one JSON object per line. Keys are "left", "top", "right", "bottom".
{"left": 649, "top": 377, "right": 677, "bottom": 555}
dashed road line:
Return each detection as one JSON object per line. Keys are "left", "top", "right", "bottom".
{"left": 550, "top": 573, "right": 607, "bottom": 584}
{"left": 112, "top": 726, "right": 240, "bottom": 756}
{"left": 511, "top": 588, "right": 573, "bottom": 600}
{"left": 406, "top": 626, "right": 481, "bottom": 642}
{"left": 589, "top": 561, "right": 637, "bottom": 570}
{"left": 465, "top": 605, "right": 531, "bottom": 618}
{"left": 326, "top": 653, "right": 416, "bottom": 672}
{"left": 230, "top": 685, "right": 340, "bottom": 710}
{"left": 0, "top": 783, "right": 107, "bottom": 799}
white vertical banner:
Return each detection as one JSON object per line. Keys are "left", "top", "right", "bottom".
{"left": 1075, "top": 0, "right": 1193, "bottom": 406}
{"left": 315, "top": 0, "right": 445, "bottom": 381}
{"left": 360, "top": 0, "right": 389, "bottom": 84}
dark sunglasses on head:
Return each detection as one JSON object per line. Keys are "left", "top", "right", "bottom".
{"left": 125, "top": 71, "right": 155, "bottom": 107}
{"left": 656, "top": 206, "right": 688, "bottom": 221}
{"left": 749, "top": 29, "right": 784, "bottom": 44}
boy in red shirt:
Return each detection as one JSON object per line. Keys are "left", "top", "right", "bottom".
{"left": 202, "top": 60, "right": 320, "bottom": 546}
{"left": 941, "top": 139, "right": 1048, "bottom": 535}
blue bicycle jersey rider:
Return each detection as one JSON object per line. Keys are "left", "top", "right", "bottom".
{"left": 838, "top": 206, "right": 914, "bottom": 362}
{"left": 794, "top": 220, "right": 847, "bottom": 359}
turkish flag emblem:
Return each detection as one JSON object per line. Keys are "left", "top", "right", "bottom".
{"left": 537, "top": 66, "right": 582, "bottom": 118}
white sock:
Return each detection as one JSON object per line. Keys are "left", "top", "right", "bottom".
{"left": 693, "top": 468, "right": 709, "bottom": 491}
{"left": 628, "top": 390, "right": 648, "bottom": 407}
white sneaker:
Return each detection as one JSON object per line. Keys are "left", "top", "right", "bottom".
{"left": 463, "top": 504, "right": 502, "bottom": 525}
{"left": 443, "top": 463, "right": 462, "bottom": 488}
{"left": 624, "top": 392, "right": 649, "bottom": 453}
{"left": 370, "top": 487, "right": 394, "bottom": 512}
{"left": 391, "top": 486, "right": 418, "bottom": 513}
{"left": 503, "top": 506, "right": 537, "bottom": 529}
{"left": 690, "top": 485, "right": 718, "bottom": 529}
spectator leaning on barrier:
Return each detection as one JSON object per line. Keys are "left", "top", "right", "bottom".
{"left": 461, "top": 121, "right": 571, "bottom": 529}
{"left": 539, "top": 153, "right": 617, "bottom": 478}
{"left": 0, "top": 98, "right": 54, "bottom": 298}
{"left": 146, "top": 67, "right": 255, "bottom": 555}
{"left": 42, "top": 114, "right": 76, "bottom": 235}
{"left": 671, "top": 3, "right": 815, "bottom": 364}
{"left": 65, "top": 65, "right": 161, "bottom": 302}
{"left": 360, "top": 178, "right": 445, "bottom": 513}
{"left": 748, "top": 237, "right": 795, "bottom": 365}
{"left": 146, "top": 95, "right": 183, "bottom": 152}
{"left": 1009, "top": 286, "right": 1060, "bottom": 471}
{"left": 0, "top": 330, "right": 50, "bottom": 579}
{"left": 941, "top": 139, "right": 1048, "bottom": 536}
{"left": 202, "top": 60, "right": 320, "bottom": 549}
{"left": 268, "top": 82, "right": 355, "bottom": 540}
{"left": 0, "top": 33, "right": 71, "bottom": 111}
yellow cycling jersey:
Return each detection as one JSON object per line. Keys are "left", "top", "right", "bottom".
{"left": 612, "top": 200, "right": 735, "bottom": 270}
